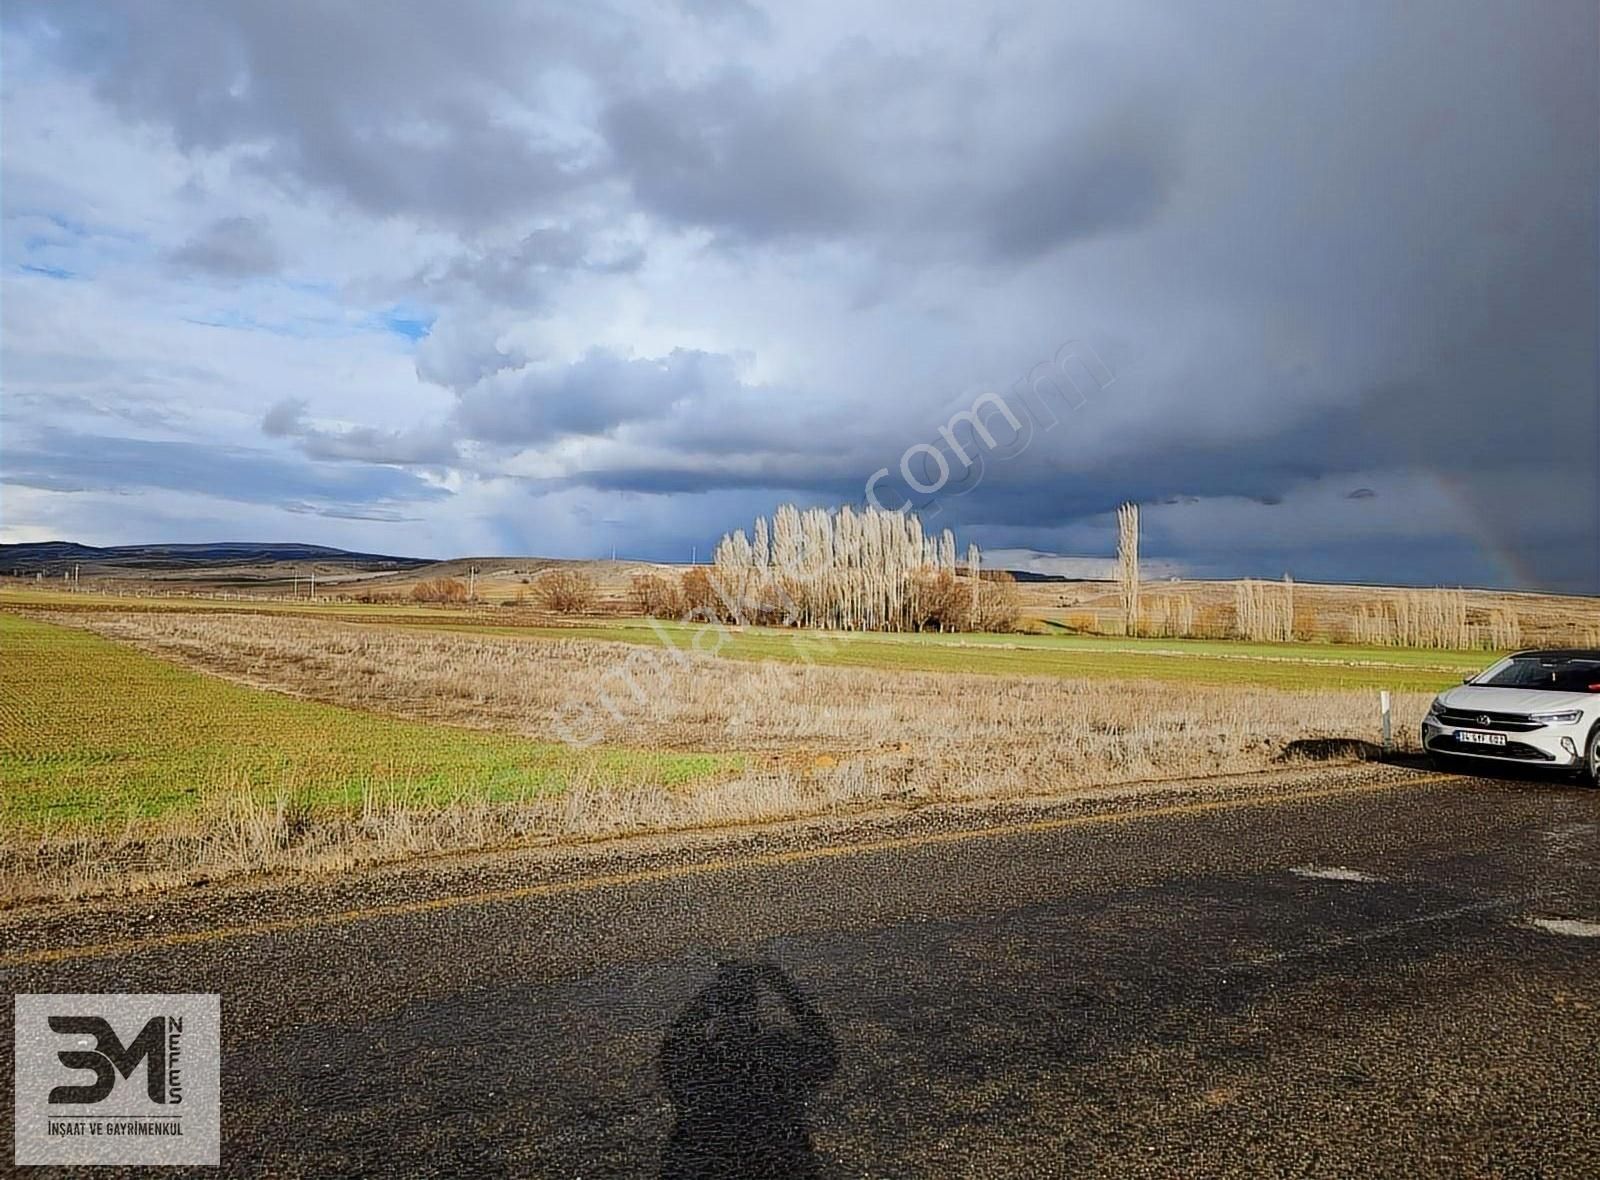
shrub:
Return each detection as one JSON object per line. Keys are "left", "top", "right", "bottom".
{"left": 630, "top": 573, "right": 685, "bottom": 618}
{"left": 411, "top": 576, "right": 468, "bottom": 604}
{"left": 973, "top": 570, "right": 1021, "bottom": 633}
{"left": 910, "top": 569, "right": 967, "bottom": 632}
{"left": 679, "top": 568, "right": 728, "bottom": 622}
{"left": 532, "top": 569, "right": 597, "bottom": 614}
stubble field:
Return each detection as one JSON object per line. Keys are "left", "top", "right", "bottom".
{"left": 0, "top": 600, "right": 1450, "bottom": 904}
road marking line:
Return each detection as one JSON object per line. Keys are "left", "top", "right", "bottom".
{"left": 1527, "top": 917, "right": 1600, "bottom": 938}
{"left": 1290, "top": 866, "right": 1382, "bottom": 883}
{"left": 1, "top": 773, "right": 1456, "bottom": 969}
{"left": 1225, "top": 891, "right": 1542, "bottom": 969}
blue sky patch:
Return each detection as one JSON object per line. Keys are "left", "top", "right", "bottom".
{"left": 372, "top": 305, "right": 436, "bottom": 342}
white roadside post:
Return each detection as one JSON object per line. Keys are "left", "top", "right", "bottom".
{"left": 1380, "top": 690, "right": 1393, "bottom": 756}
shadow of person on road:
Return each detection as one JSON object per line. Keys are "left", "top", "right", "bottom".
{"left": 659, "top": 957, "right": 838, "bottom": 1179}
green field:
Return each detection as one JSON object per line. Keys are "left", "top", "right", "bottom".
{"left": 0, "top": 614, "right": 739, "bottom": 829}
{"left": 400, "top": 617, "right": 1490, "bottom": 691}
{"left": 1, "top": 583, "right": 1502, "bottom": 693}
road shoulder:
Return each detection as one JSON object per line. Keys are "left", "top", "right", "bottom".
{"left": 0, "top": 761, "right": 1455, "bottom": 967}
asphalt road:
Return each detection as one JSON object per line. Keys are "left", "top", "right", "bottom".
{"left": 5, "top": 768, "right": 1600, "bottom": 1177}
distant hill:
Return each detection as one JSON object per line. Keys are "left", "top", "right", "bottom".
{"left": 983, "top": 548, "right": 1188, "bottom": 582}
{"left": 0, "top": 541, "right": 430, "bottom": 576}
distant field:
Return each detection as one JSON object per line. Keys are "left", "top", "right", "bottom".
{"left": 0, "top": 586, "right": 470, "bottom": 618}
{"left": 404, "top": 617, "right": 1489, "bottom": 691}
{"left": 9, "top": 562, "right": 1595, "bottom": 653}
{"left": 1, "top": 586, "right": 1498, "bottom": 690}
{"left": 0, "top": 614, "right": 738, "bottom": 829}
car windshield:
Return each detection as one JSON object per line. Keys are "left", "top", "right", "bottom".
{"left": 1473, "top": 656, "right": 1600, "bottom": 692}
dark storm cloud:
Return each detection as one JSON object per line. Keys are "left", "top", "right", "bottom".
{"left": 3, "top": 429, "right": 445, "bottom": 507}
{"left": 454, "top": 348, "right": 752, "bottom": 444}
{"left": 3, "top": 0, "right": 625, "bottom": 226}
{"left": 602, "top": 77, "right": 871, "bottom": 240}
{"left": 259, "top": 399, "right": 306, "bottom": 438}
{"left": 983, "top": 105, "right": 1181, "bottom": 259}
{"left": 262, "top": 399, "right": 459, "bottom": 465}
{"left": 413, "top": 321, "right": 530, "bottom": 394}
{"left": 600, "top": 51, "right": 1184, "bottom": 256}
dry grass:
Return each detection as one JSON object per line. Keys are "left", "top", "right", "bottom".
{"left": 64, "top": 610, "right": 1430, "bottom": 759}
{"left": 0, "top": 765, "right": 870, "bottom": 905}
{"left": 6, "top": 609, "right": 1437, "bottom": 904}
{"left": 1028, "top": 578, "right": 1599, "bottom": 648}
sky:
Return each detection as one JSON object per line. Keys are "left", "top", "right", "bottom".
{"left": 1, "top": 0, "right": 1596, "bottom": 591}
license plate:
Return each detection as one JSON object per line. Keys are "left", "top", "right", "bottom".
{"left": 1455, "top": 730, "right": 1507, "bottom": 746}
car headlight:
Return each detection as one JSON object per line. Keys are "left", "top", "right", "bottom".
{"left": 1529, "top": 710, "right": 1584, "bottom": 725}
{"left": 1426, "top": 697, "right": 1445, "bottom": 720}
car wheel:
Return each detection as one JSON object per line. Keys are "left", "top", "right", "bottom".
{"left": 1587, "top": 725, "right": 1600, "bottom": 787}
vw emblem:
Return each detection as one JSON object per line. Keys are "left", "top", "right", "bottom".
{"left": 1477, "top": 714, "right": 1491, "bottom": 725}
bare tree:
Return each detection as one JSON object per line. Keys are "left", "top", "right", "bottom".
{"left": 707, "top": 504, "right": 1013, "bottom": 632}
{"left": 533, "top": 568, "right": 598, "bottom": 614}
{"left": 411, "top": 576, "right": 468, "bottom": 604}
{"left": 630, "top": 573, "right": 684, "bottom": 617}
{"left": 1117, "top": 502, "right": 1140, "bottom": 637}
{"left": 1234, "top": 578, "right": 1294, "bottom": 642}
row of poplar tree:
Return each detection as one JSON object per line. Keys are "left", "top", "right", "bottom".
{"left": 704, "top": 503, "right": 1018, "bottom": 632}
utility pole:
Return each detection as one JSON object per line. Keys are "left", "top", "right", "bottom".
{"left": 293, "top": 571, "right": 300, "bottom": 598}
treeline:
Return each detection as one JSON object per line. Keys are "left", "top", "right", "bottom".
{"left": 633, "top": 504, "right": 1019, "bottom": 632}
{"left": 411, "top": 570, "right": 599, "bottom": 612}
{"left": 410, "top": 576, "right": 469, "bottom": 603}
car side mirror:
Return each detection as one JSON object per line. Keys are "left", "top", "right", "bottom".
{"left": 1462, "top": 674, "right": 1474, "bottom": 684}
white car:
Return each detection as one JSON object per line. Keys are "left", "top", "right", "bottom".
{"left": 1422, "top": 649, "right": 1600, "bottom": 782}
